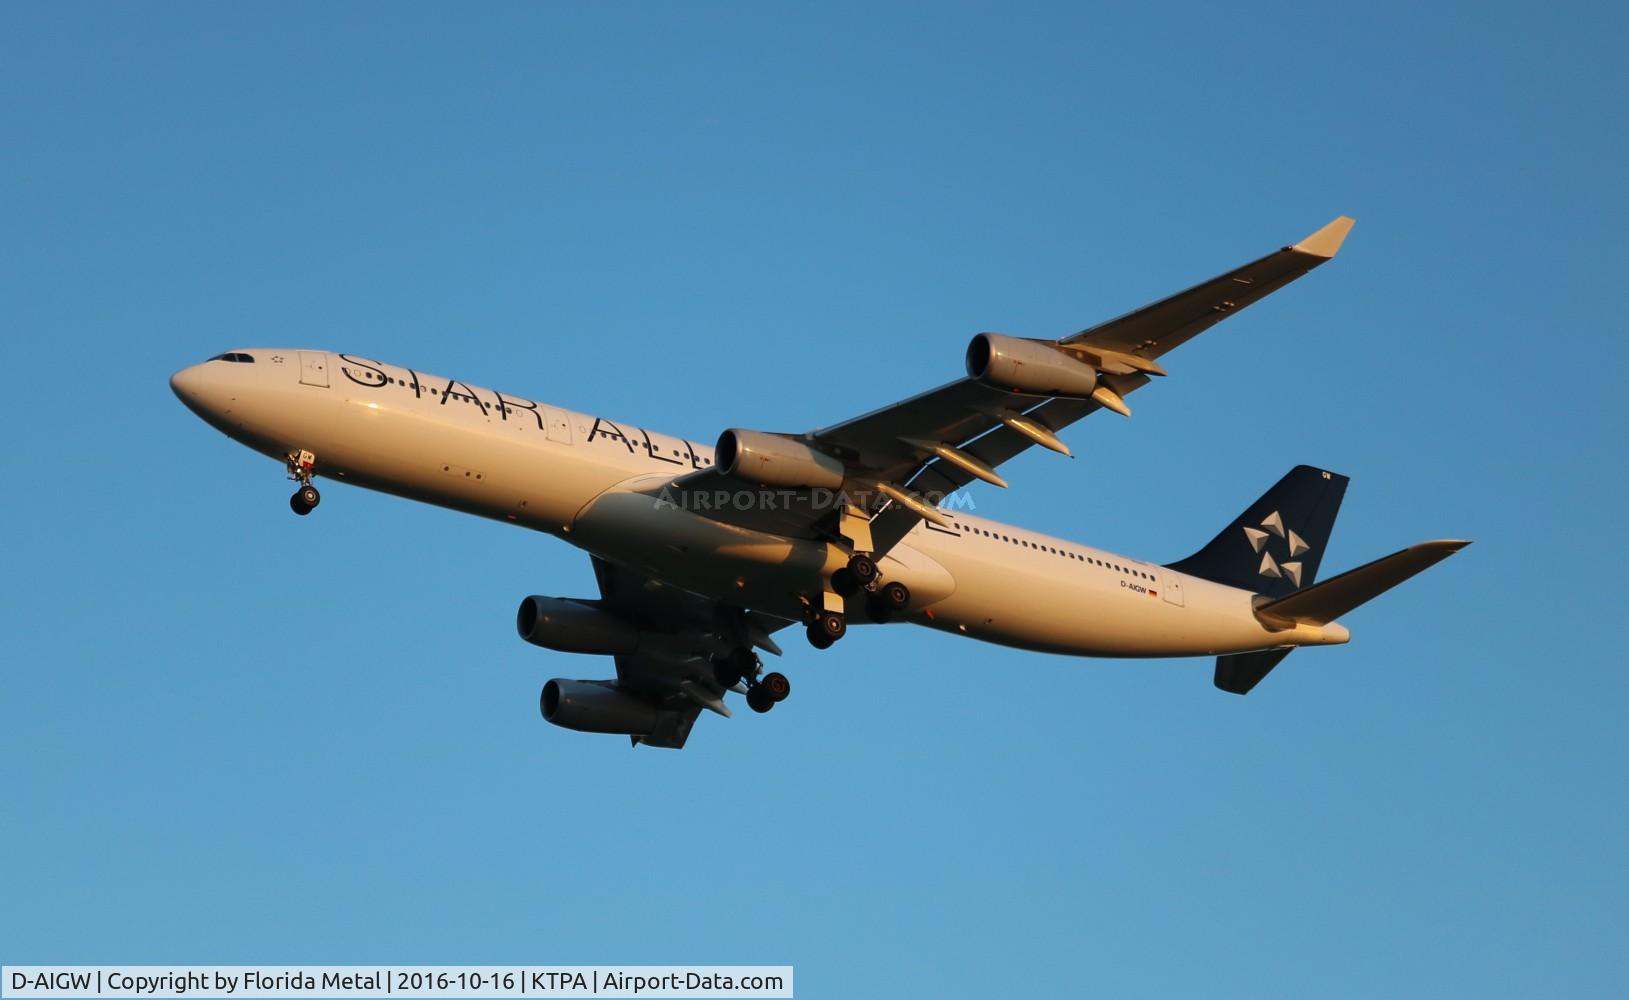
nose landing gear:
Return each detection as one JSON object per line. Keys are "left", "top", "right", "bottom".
{"left": 286, "top": 450, "right": 321, "bottom": 516}
{"left": 290, "top": 484, "right": 321, "bottom": 516}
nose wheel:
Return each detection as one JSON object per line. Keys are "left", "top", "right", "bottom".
{"left": 285, "top": 450, "right": 320, "bottom": 516}
{"left": 289, "top": 484, "right": 321, "bottom": 516}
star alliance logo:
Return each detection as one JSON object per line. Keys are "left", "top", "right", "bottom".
{"left": 1244, "top": 510, "right": 1310, "bottom": 587}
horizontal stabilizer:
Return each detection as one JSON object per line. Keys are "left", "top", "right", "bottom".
{"left": 1256, "top": 540, "right": 1471, "bottom": 626}
{"left": 1216, "top": 647, "right": 1293, "bottom": 695}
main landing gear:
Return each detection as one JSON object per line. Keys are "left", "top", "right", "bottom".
{"left": 807, "top": 609, "right": 846, "bottom": 650}
{"left": 746, "top": 671, "right": 791, "bottom": 714}
{"left": 806, "top": 551, "right": 911, "bottom": 649}
{"left": 866, "top": 580, "right": 911, "bottom": 623}
{"left": 286, "top": 450, "right": 320, "bottom": 516}
{"left": 713, "top": 647, "right": 790, "bottom": 715}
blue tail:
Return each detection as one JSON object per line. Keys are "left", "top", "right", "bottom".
{"left": 1167, "top": 465, "right": 1349, "bottom": 599}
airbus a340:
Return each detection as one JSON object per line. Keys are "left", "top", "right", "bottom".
{"left": 171, "top": 217, "right": 1467, "bottom": 748}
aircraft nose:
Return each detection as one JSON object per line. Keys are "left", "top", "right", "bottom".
{"left": 169, "top": 364, "right": 205, "bottom": 403}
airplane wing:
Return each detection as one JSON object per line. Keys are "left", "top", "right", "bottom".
{"left": 663, "top": 217, "right": 1354, "bottom": 553}
{"left": 590, "top": 556, "right": 791, "bottom": 749}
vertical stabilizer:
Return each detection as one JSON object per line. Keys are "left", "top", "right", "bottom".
{"left": 1167, "top": 465, "right": 1349, "bottom": 598}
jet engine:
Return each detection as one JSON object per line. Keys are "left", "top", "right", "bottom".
{"left": 714, "top": 428, "right": 845, "bottom": 489}
{"left": 516, "top": 596, "right": 639, "bottom": 655}
{"left": 540, "top": 679, "right": 661, "bottom": 735}
{"left": 965, "top": 332, "right": 1100, "bottom": 397}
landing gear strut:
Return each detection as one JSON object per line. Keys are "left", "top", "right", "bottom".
{"left": 286, "top": 450, "right": 320, "bottom": 516}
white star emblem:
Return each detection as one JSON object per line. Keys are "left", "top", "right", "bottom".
{"left": 1245, "top": 510, "right": 1311, "bottom": 587}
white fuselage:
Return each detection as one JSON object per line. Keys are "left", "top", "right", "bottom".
{"left": 170, "top": 349, "right": 1348, "bottom": 658}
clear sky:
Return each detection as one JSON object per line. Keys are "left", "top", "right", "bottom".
{"left": 2, "top": 3, "right": 1624, "bottom": 996}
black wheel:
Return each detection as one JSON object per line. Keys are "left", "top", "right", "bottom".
{"left": 865, "top": 594, "right": 891, "bottom": 622}
{"left": 746, "top": 685, "right": 775, "bottom": 713}
{"left": 299, "top": 484, "right": 320, "bottom": 508}
{"left": 806, "top": 624, "right": 835, "bottom": 650}
{"left": 760, "top": 671, "right": 791, "bottom": 703}
{"left": 818, "top": 611, "right": 846, "bottom": 641}
{"left": 847, "top": 553, "right": 878, "bottom": 585}
{"left": 289, "top": 492, "right": 312, "bottom": 516}
{"left": 830, "top": 568, "right": 859, "bottom": 597}
{"left": 711, "top": 657, "right": 743, "bottom": 689}
{"left": 881, "top": 581, "right": 910, "bottom": 612}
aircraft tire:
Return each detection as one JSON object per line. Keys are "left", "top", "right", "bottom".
{"left": 761, "top": 671, "right": 791, "bottom": 703}
{"left": 880, "top": 581, "right": 910, "bottom": 612}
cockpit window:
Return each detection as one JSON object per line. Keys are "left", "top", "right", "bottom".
{"left": 207, "top": 352, "right": 256, "bottom": 363}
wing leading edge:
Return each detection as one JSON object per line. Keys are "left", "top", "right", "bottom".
{"left": 662, "top": 217, "right": 1355, "bottom": 553}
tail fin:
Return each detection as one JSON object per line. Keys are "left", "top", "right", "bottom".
{"left": 1167, "top": 465, "right": 1349, "bottom": 599}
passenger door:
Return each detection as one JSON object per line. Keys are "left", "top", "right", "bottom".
{"left": 1159, "top": 567, "right": 1186, "bottom": 607}
{"left": 298, "top": 351, "right": 330, "bottom": 387}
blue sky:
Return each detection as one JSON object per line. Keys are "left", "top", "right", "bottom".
{"left": 2, "top": 3, "right": 1624, "bottom": 996}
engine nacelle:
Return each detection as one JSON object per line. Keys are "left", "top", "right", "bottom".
{"left": 714, "top": 428, "right": 845, "bottom": 490}
{"left": 541, "top": 679, "right": 661, "bottom": 736}
{"left": 516, "top": 596, "right": 639, "bottom": 655}
{"left": 965, "top": 332, "right": 1100, "bottom": 397}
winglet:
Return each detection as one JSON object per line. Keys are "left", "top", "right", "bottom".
{"left": 1291, "top": 215, "right": 1356, "bottom": 258}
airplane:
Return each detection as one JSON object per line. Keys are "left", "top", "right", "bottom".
{"left": 170, "top": 215, "right": 1468, "bottom": 749}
